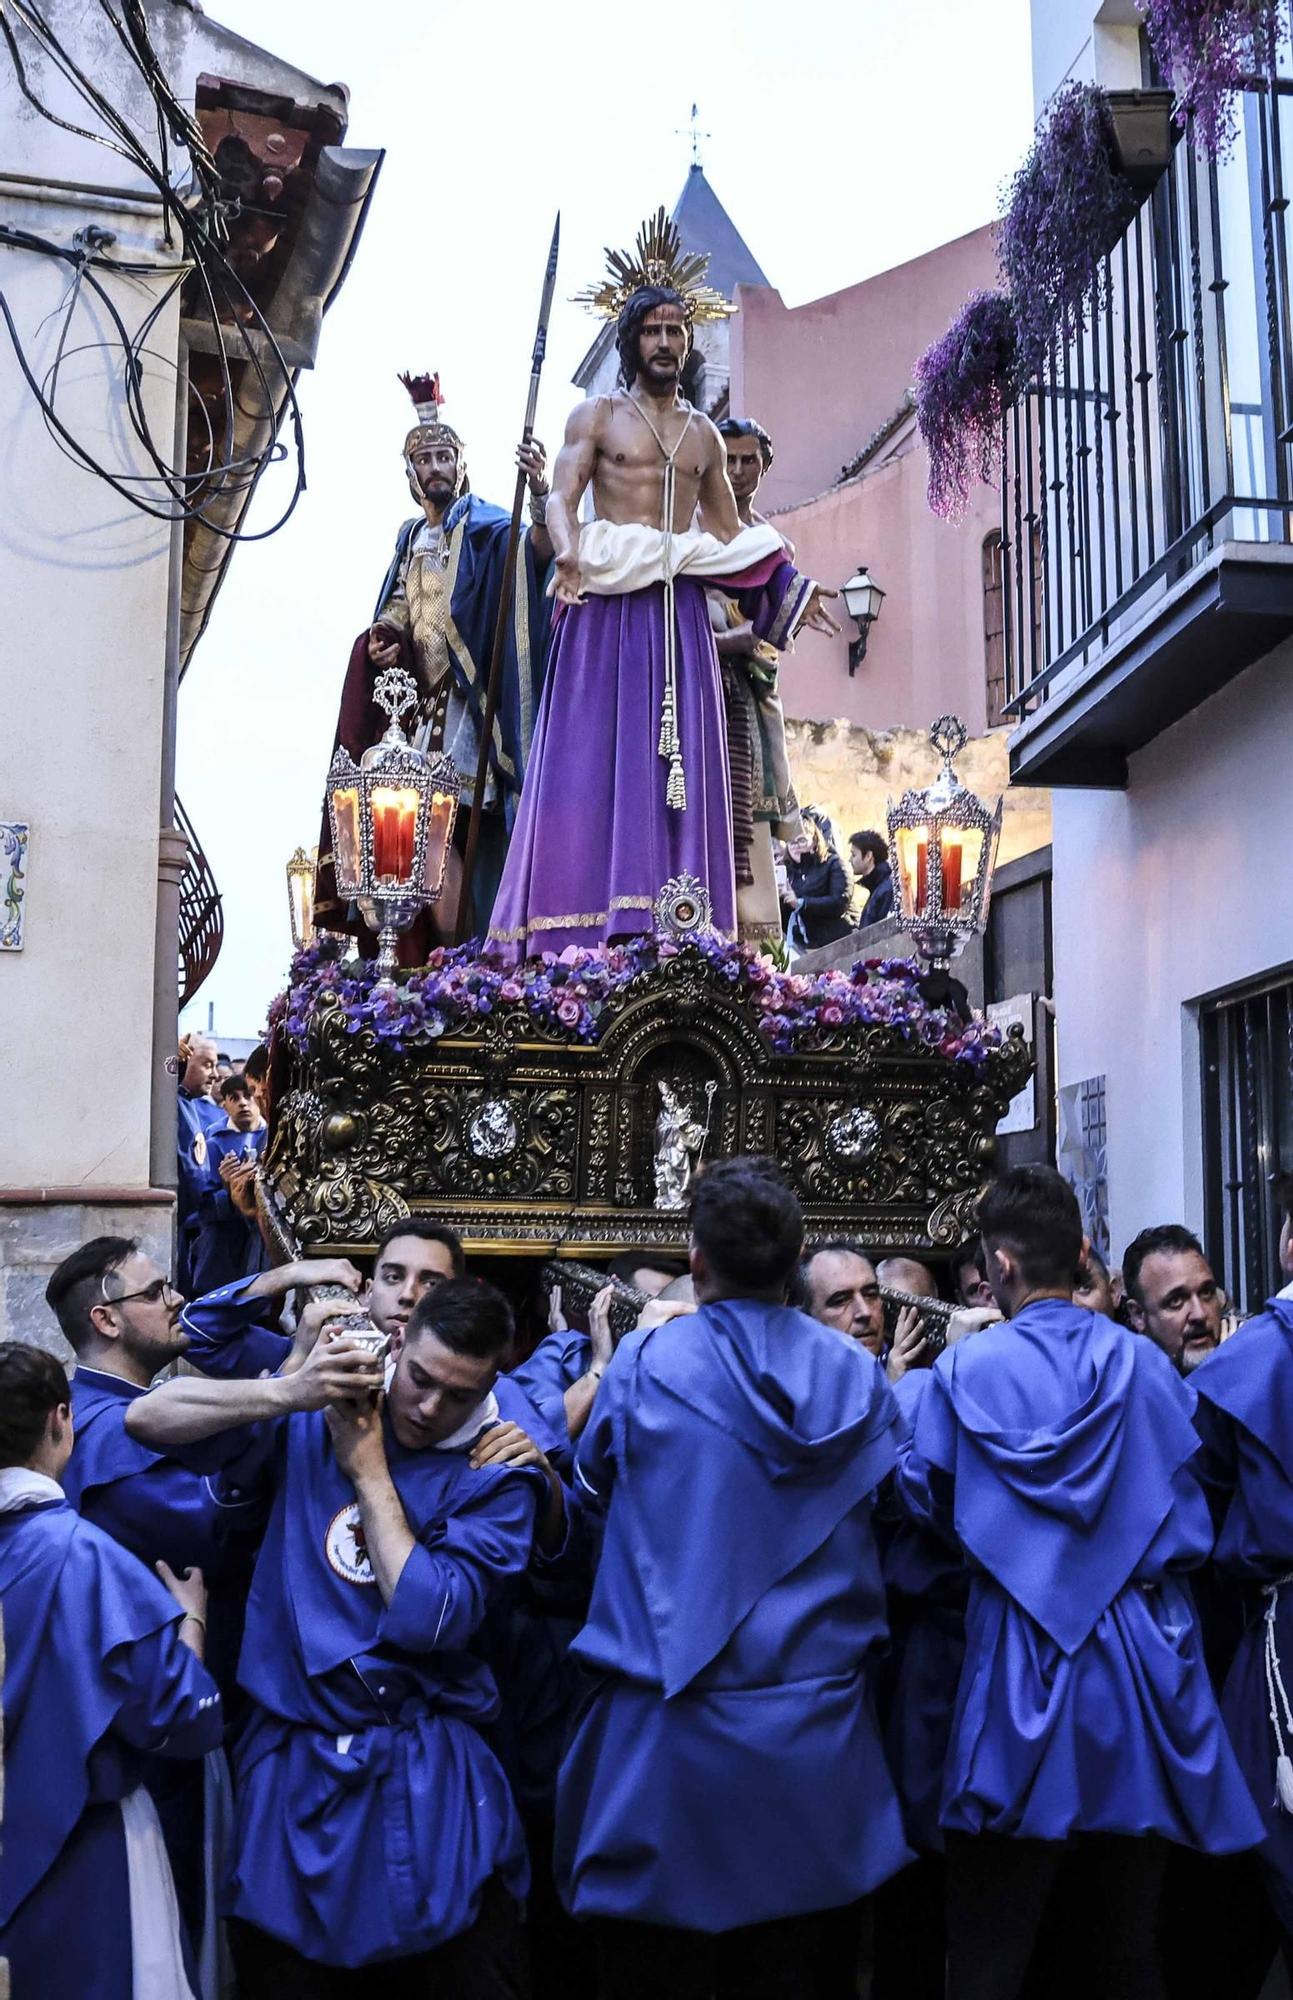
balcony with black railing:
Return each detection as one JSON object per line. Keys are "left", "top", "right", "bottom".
{"left": 1001, "top": 55, "right": 1293, "bottom": 785}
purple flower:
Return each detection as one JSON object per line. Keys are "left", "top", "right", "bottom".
{"left": 915, "top": 291, "right": 1017, "bottom": 521}
{"left": 556, "top": 998, "right": 581, "bottom": 1028}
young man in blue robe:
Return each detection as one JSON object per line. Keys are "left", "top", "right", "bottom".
{"left": 554, "top": 1154, "right": 911, "bottom": 1996}
{"left": 0, "top": 1342, "right": 223, "bottom": 2000}
{"left": 177, "top": 1033, "right": 225, "bottom": 1292}
{"left": 128, "top": 1274, "right": 553, "bottom": 1994}
{"left": 190, "top": 1072, "right": 269, "bottom": 1294}
{"left": 898, "top": 1165, "right": 1262, "bottom": 2000}
{"left": 1192, "top": 1178, "right": 1293, "bottom": 1978}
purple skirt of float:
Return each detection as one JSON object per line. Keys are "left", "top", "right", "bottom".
{"left": 486, "top": 578, "right": 735, "bottom": 962}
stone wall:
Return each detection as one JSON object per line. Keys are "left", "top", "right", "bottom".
{"left": 785, "top": 720, "right": 1051, "bottom": 881}
{"left": 0, "top": 1197, "right": 174, "bottom": 1357}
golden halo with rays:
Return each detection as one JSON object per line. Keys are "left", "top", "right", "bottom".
{"left": 574, "top": 207, "right": 735, "bottom": 324}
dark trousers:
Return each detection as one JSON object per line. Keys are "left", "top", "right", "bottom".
{"left": 229, "top": 1875, "right": 527, "bottom": 2000}
{"left": 945, "top": 1831, "right": 1167, "bottom": 2000}
{"left": 593, "top": 1900, "right": 863, "bottom": 2000}
{"left": 871, "top": 1854, "right": 945, "bottom": 2000}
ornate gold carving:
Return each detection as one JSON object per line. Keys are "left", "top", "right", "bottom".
{"left": 264, "top": 956, "right": 1034, "bottom": 1256}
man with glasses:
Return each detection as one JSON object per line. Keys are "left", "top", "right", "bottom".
{"left": 45, "top": 1238, "right": 355, "bottom": 1688}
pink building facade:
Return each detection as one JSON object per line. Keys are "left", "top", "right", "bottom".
{"left": 728, "top": 224, "right": 1005, "bottom": 732}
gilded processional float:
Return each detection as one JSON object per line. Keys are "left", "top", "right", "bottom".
{"left": 262, "top": 215, "right": 1031, "bottom": 1278}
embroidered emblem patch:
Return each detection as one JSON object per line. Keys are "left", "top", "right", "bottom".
{"left": 324, "top": 1502, "right": 376, "bottom": 1586}
{"left": 192, "top": 1131, "right": 208, "bottom": 1167}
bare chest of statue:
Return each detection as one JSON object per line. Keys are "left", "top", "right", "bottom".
{"left": 592, "top": 395, "right": 708, "bottom": 531}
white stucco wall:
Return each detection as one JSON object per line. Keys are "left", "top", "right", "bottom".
{"left": 0, "top": 186, "right": 180, "bottom": 1188}
{"left": 1031, "top": 0, "right": 1143, "bottom": 111}
{"left": 1050, "top": 641, "right": 1293, "bottom": 1260}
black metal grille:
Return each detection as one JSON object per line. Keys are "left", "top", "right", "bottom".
{"left": 1001, "top": 33, "right": 1293, "bottom": 716}
{"left": 176, "top": 794, "right": 223, "bottom": 1008}
{"left": 1201, "top": 969, "right": 1293, "bottom": 1312}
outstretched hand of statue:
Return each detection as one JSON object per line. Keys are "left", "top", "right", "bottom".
{"left": 802, "top": 585, "right": 842, "bottom": 637}
{"left": 550, "top": 554, "right": 586, "bottom": 607}
{"left": 367, "top": 624, "right": 401, "bottom": 670}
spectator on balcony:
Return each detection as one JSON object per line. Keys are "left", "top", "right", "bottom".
{"left": 190, "top": 1074, "right": 269, "bottom": 1296}
{"left": 851, "top": 830, "right": 895, "bottom": 930}
{"left": 1123, "top": 1223, "right": 1223, "bottom": 1375}
{"left": 177, "top": 1034, "right": 223, "bottom": 1294}
{"left": 782, "top": 809, "right": 853, "bottom": 953}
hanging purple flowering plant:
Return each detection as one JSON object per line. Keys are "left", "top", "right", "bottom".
{"left": 998, "top": 80, "right": 1139, "bottom": 381}
{"left": 1138, "top": 0, "right": 1281, "bottom": 158}
{"left": 915, "top": 290, "right": 1017, "bottom": 521}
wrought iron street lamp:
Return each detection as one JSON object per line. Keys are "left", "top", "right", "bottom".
{"left": 286, "top": 846, "right": 317, "bottom": 951}
{"left": 887, "top": 715, "right": 1001, "bottom": 1005}
{"left": 325, "top": 667, "right": 460, "bottom": 981}
{"left": 841, "top": 563, "right": 886, "bottom": 674}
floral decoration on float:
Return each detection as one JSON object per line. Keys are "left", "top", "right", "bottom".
{"left": 270, "top": 936, "right": 1003, "bottom": 1069}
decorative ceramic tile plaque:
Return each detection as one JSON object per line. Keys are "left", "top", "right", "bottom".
{"left": 1, "top": 821, "right": 29, "bottom": 951}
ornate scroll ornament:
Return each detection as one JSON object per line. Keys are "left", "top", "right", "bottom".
{"left": 574, "top": 207, "right": 735, "bottom": 323}
{"left": 654, "top": 872, "right": 714, "bottom": 940}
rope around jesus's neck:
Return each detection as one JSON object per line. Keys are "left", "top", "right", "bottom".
{"left": 624, "top": 395, "right": 695, "bottom": 811}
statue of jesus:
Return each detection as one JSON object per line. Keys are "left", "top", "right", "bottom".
{"left": 486, "top": 217, "right": 837, "bottom": 962}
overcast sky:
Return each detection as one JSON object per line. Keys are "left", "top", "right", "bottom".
{"left": 178, "top": 0, "right": 1035, "bottom": 1042}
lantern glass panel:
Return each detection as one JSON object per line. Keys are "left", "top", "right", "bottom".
{"left": 895, "top": 825, "right": 931, "bottom": 917}
{"left": 331, "top": 786, "right": 363, "bottom": 895}
{"left": 940, "top": 825, "right": 984, "bottom": 914}
{"left": 420, "top": 789, "right": 457, "bottom": 898}
{"left": 288, "top": 867, "right": 315, "bottom": 948}
{"left": 370, "top": 784, "right": 421, "bottom": 885}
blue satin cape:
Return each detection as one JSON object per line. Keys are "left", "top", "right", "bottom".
{"left": 899, "top": 1300, "right": 1262, "bottom": 1849}
{"left": 555, "top": 1298, "right": 911, "bottom": 1931}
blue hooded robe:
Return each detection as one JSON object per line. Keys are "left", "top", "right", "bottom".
{"left": 0, "top": 1489, "right": 223, "bottom": 1999}
{"left": 898, "top": 1299, "right": 1263, "bottom": 1849}
{"left": 554, "top": 1298, "right": 912, "bottom": 1932}
{"left": 879, "top": 1369, "right": 969, "bottom": 1854}
{"left": 1193, "top": 1294, "right": 1293, "bottom": 1927}
{"left": 227, "top": 1402, "right": 548, "bottom": 1966}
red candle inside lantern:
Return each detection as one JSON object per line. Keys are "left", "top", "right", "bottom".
{"left": 941, "top": 836, "right": 963, "bottom": 912}
{"left": 371, "top": 786, "right": 418, "bottom": 880}
{"left": 915, "top": 835, "right": 928, "bottom": 912}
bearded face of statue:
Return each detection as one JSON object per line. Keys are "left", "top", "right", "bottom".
{"left": 408, "top": 440, "right": 461, "bottom": 509}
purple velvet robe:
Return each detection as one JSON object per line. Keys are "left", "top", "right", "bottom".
{"left": 486, "top": 557, "right": 813, "bottom": 962}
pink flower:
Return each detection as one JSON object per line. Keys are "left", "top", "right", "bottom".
{"left": 819, "top": 1003, "right": 844, "bottom": 1026}
{"left": 499, "top": 979, "right": 523, "bottom": 1003}
{"left": 557, "top": 998, "right": 581, "bottom": 1028}
{"left": 758, "top": 989, "right": 780, "bottom": 1012}
{"left": 557, "top": 945, "right": 583, "bottom": 967}
{"left": 657, "top": 941, "right": 680, "bottom": 959}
